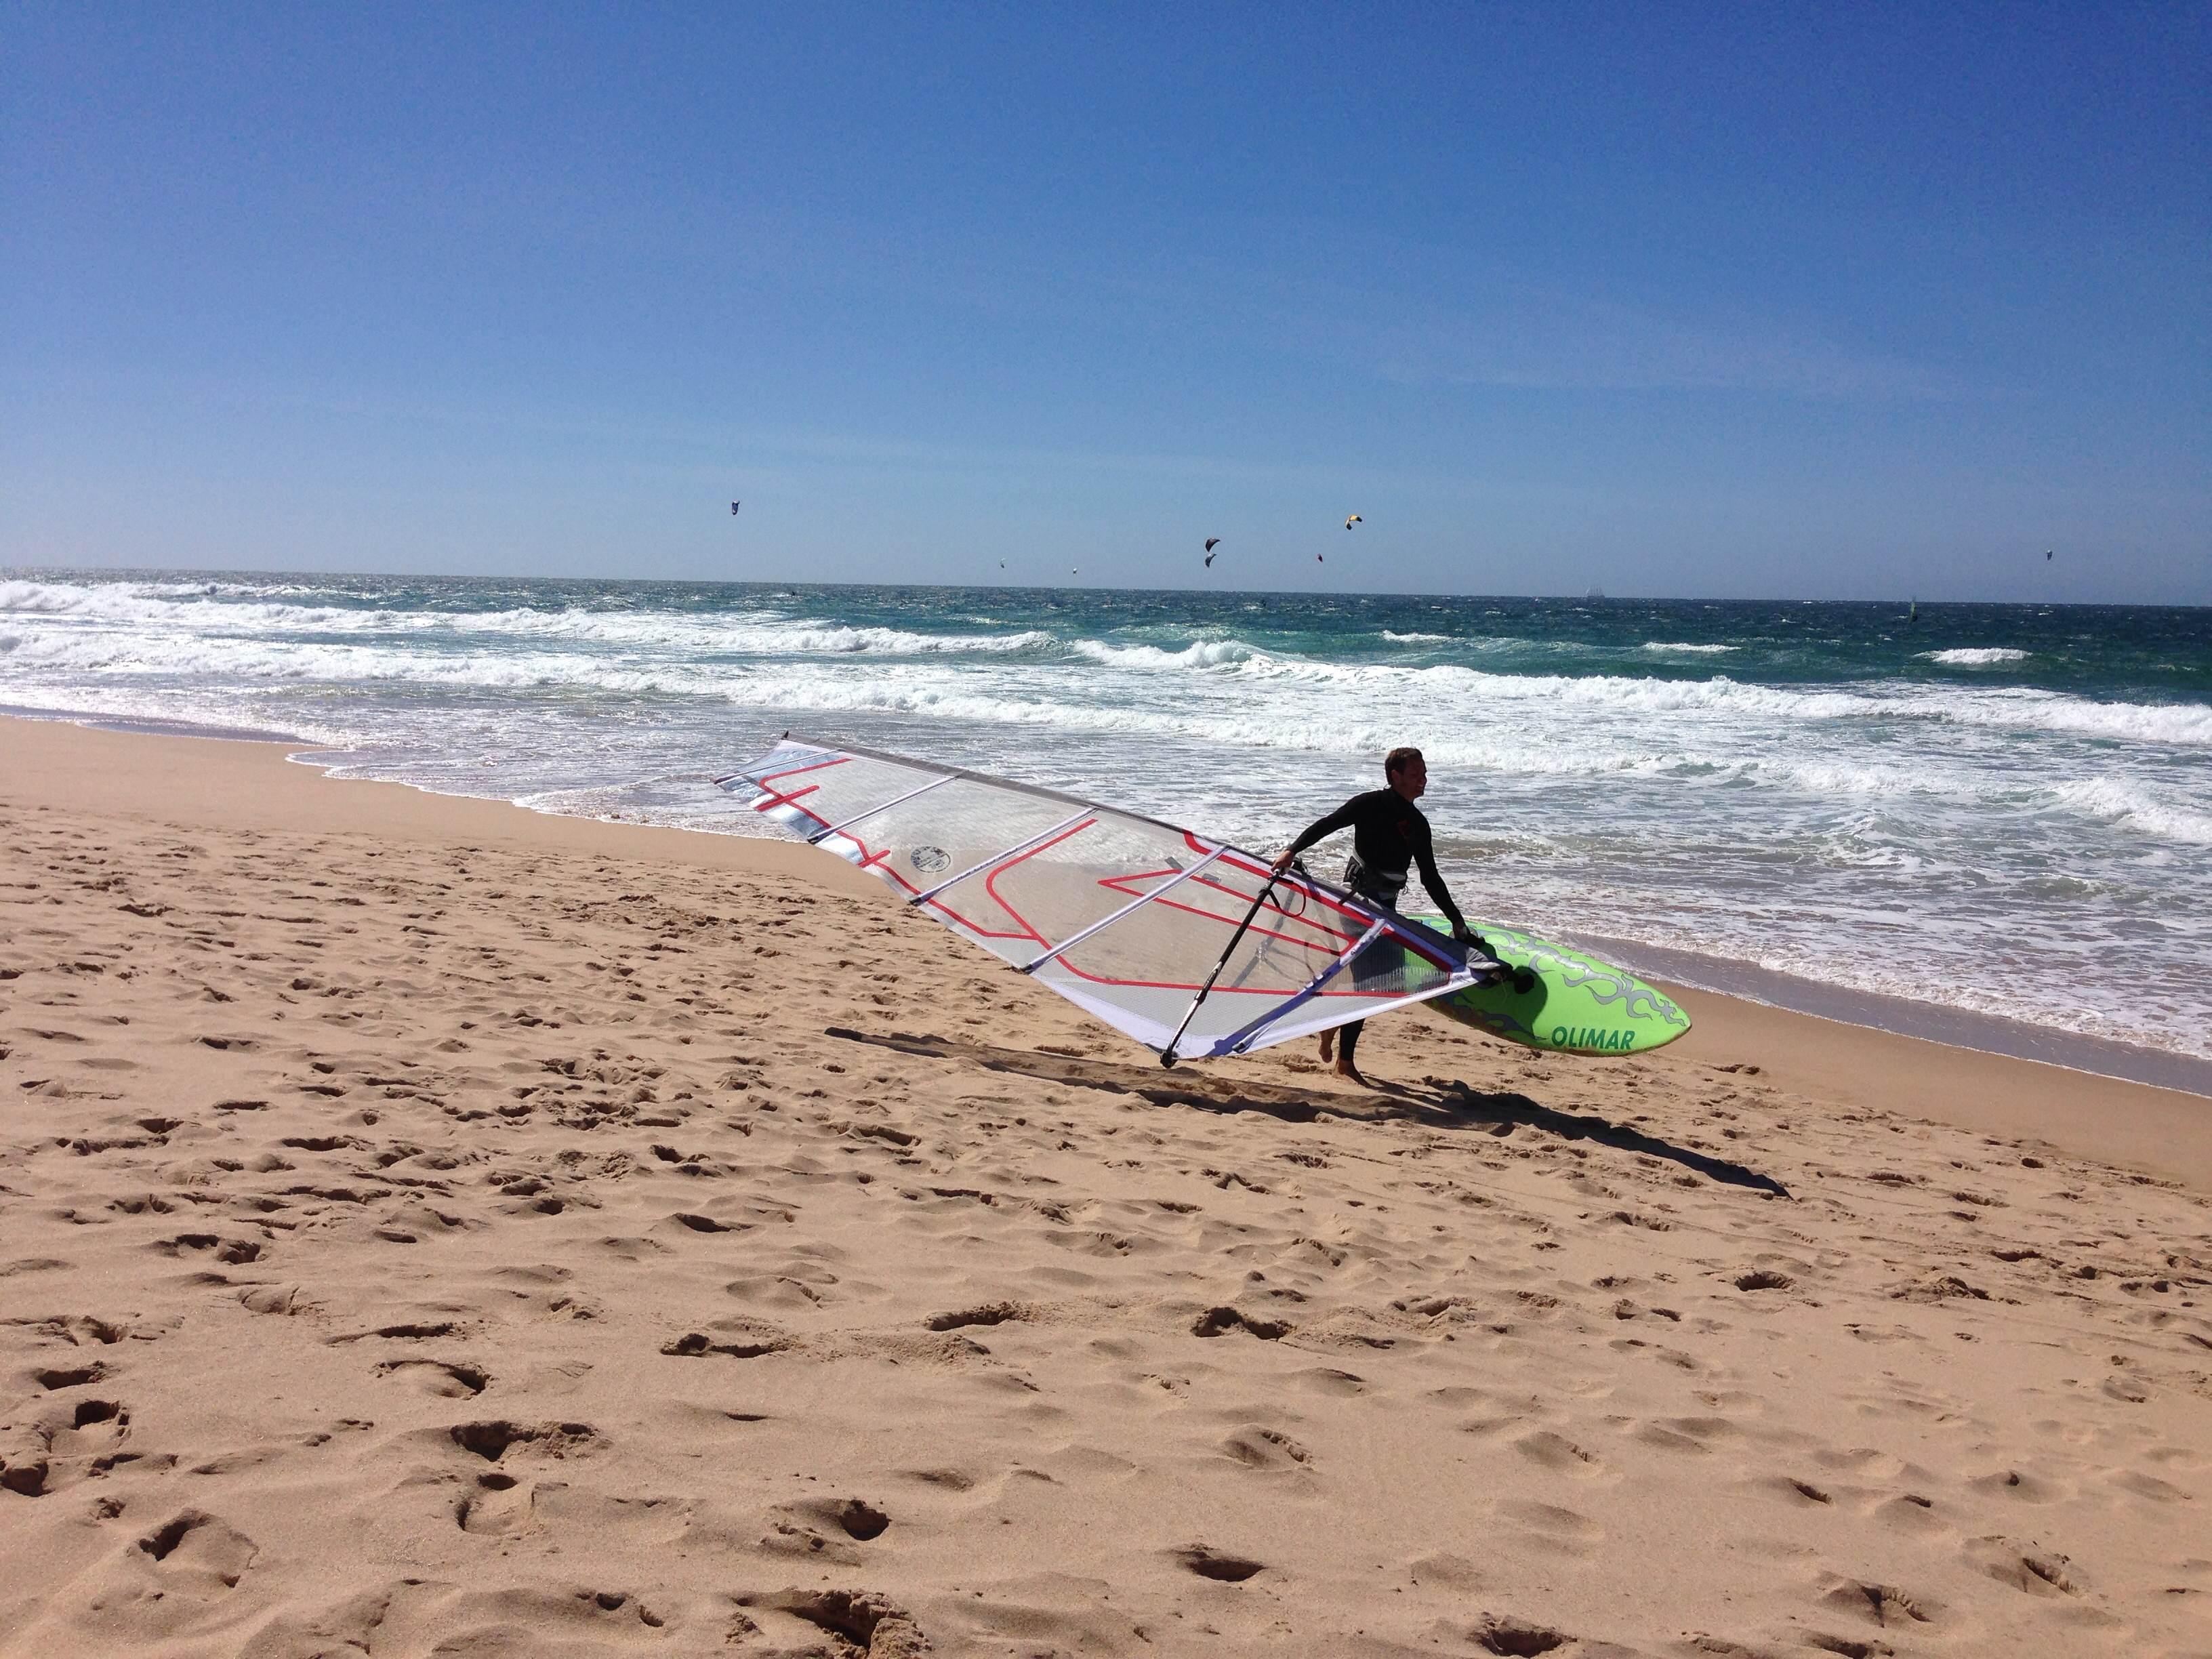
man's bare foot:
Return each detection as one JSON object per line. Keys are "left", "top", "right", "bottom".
{"left": 1318, "top": 1029, "right": 1334, "bottom": 1063}
{"left": 1333, "top": 1057, "right": 1368, "bottom": 1087}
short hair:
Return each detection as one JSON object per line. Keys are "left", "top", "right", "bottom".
{"left": 1384, "top": 746, "right": 1424, "bottom": 778}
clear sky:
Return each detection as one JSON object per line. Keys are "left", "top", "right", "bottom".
{"left": 5, "top": 3, "right": 2207, "bottom": 600}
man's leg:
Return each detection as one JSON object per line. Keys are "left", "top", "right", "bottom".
{"left": 1331, "top": 917, "right": 1400, "bottom": 1084}
{"left": 1335, "top": 1017, "right": 1366, "bottom": 1082}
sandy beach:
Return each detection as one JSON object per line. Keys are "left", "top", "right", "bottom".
{"left": 3, "top": 714, "right": 2209, "bottom": 1658}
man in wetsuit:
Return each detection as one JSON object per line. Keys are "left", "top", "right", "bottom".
{"left": 1271, "top": 747, "right": 1489, "bottom": 1084}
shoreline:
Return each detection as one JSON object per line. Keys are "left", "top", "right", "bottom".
{"left": 5, "top": 710, "right": 2207, "bottom": 1190}
{"left": 7, "top": 701, "right": 2207, "bottom": 1104}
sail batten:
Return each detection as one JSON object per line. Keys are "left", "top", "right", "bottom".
{"left": 718, "top": 736, "right": 1479, "bottom": 1061}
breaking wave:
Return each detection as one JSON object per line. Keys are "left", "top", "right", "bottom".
{"left": 1070, "top": 638, "right": 1257, "bottom": 669}
{"left": 2049, "top": 778, "right": 2212, "bottom": 846}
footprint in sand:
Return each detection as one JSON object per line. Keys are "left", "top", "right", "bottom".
{"left": 454, "top": 1471, "right": 534, "bottom": 1536}
{"left": 1172, "top": 1543, "right": 1266, "bottom": 1582}
{"left": 1962, "top": 1534, "right": 2086, "bottom": 1598}
{"left": 1469, "top": 1614, "right": 1572, "bottom": 1656}
{"left": 1816, "top": 1575, "right": 1939, "bottom": 1630}
{"left": 1191, "top": 1306, "right": 1290, "bottom": 1340}
{"left": 446, "top": 1419, "right": 601, "bottom": 1465}
{"left": 1491, "top": 1499, "right": 1602, "bottom": 1560}
{"left": 735, "top": 1589, "right": 924, "bottom": 1655}
{"left": 1872, "top": 1492, "right": 1944, "bottom": 1532}
{"left": 758, "top": 1519, "right": 864, "bottom": 1564}
{"left": 923, "top": 1301, "right": 1027, "bottom": 1332}
{"left": 1513, "top": 1431, "right": 1603, "bottom": 1476}
{"left": 1967, "top": 1466, "right": 2062, "bottom": 1502}
{"left": 665, "top": 1210, "right": 740, "bottom": 1234}
{"left": 721, "top": 1272, "right": 833, "bottom": 1311}
{"left": 783, "top": 1494, "right": 890, "bottom": 1541}
{"left": 134, "top": 1509, "right": 260, "bottom": 1595}
{"left": 1220, "top": 1427, "right": 1312, "bottom": 1471}
{"left": 33, "top": 1361, "right": 110, "bottom": 1390}
{"left": 898, "top": 1466, "right": 978, "bottom": 1493}
{"left": 2112, "top": 1468, "right": 2192, "bottom": 1503}
{"left": 374, "top": 1359, "right": 489, "bottom": 1397}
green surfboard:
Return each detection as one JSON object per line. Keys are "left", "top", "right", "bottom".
{"left": 1410, "top": 919, "right": 1692, "bottom": 1056}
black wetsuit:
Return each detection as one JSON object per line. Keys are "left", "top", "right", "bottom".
{"left": 1284, "top": 788, "right": 1470, "bottom": 1068}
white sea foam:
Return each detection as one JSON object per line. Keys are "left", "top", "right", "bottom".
{"left": 1381, "top": 630, "right": 1452, "bottom": 643}
{"left": 746, "top": 623, "right": 1055, "bottom": 655}
{"left": 1920, "top": 647, "right": 2030, "bottom": 665}
{"left": 1933, "top": 688, "right": 2212, "bottom": 747}
{"left": 1070, "top": 638, "right": 1257, "bottom": 669}
{"left": 12, "top": 589, "right": 2209, "bottom": 754}
{"left": 0, "top": 581, "right": 1054, "bottom": 659}
{"left": 2049, "top": 777, "right": 2212, "bottom": 846}
{"left": 1641, "top": 641, "right": 1736, "bottom": 653}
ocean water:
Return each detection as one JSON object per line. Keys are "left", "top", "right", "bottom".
{"left": 5, "top": 570, "right": 2209, "bottom": 1075}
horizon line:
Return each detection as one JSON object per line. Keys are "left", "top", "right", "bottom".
{"left": 4, "top": 562, "right": 2204, "bottom": 612}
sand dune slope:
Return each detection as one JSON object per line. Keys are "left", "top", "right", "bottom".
{"left": 3, "top": 798, "right": 2211, "bottom": 1658}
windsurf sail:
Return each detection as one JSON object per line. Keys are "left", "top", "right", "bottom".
{"left": 714, "top": 737, "right": 1483, "bottom": 1064}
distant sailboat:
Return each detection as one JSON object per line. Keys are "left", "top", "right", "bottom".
{"left": 1585, "top": 586, "right": 1605, "bottom": 600}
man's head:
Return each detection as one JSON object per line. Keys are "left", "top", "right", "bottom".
{"left": 1385, "top": 746, "right": 1427, "bottom": 800}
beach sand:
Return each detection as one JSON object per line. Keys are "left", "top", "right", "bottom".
{"left": 3, "top": 715, "right": 2209, "bottom": 1657}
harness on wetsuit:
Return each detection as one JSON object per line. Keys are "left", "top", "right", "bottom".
{"left": 1343, "top": 851, "right": 1408, "bottom": 906}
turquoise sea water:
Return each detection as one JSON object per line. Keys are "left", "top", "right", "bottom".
{"left": 5, "top": 571, "right": 2208, "bottom": 1078}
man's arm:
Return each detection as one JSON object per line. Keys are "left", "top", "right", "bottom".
{"left": 1270, "top": 796, "right": 1363, "bottom": 873}
{"left": 1412, "top": 825, "right": 1471, "bottom": 935}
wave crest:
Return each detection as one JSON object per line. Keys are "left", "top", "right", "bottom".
{"left": 2050, "top": 778, "right": 2212, "bottom": 846}
{"left": 1071, "top": 638, "right": 1258, "bottom": 670}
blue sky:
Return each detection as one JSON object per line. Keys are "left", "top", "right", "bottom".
{"left": 5, "top": 3, "right": 2207, "bottom": 600}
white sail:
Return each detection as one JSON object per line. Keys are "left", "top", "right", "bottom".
{"left": 715, "top": 737, "right": 1478, "bottom": 1064}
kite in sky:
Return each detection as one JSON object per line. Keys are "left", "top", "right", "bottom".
{"left": 731, "top": 501, "right": 741, "bottom": 514}
{"left": 1204, "top": 537, "right": 1221, "bottom": 567}
{"left": 1345, "top": 514, "right": 1361, "bottom": 529}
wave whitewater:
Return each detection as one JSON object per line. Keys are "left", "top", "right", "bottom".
{"left": 1920, "top": 646, "right": 2031, "bottom": 665}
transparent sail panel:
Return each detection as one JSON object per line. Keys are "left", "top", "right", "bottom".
{"left": 727, "top": 746, "right": 941, "bottom": 840}
{"left": 832, "top": 779, "right": 1088, "bottom": 914}
{"left": 921, "top": 808, "right": 1206, "bottom": 969}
